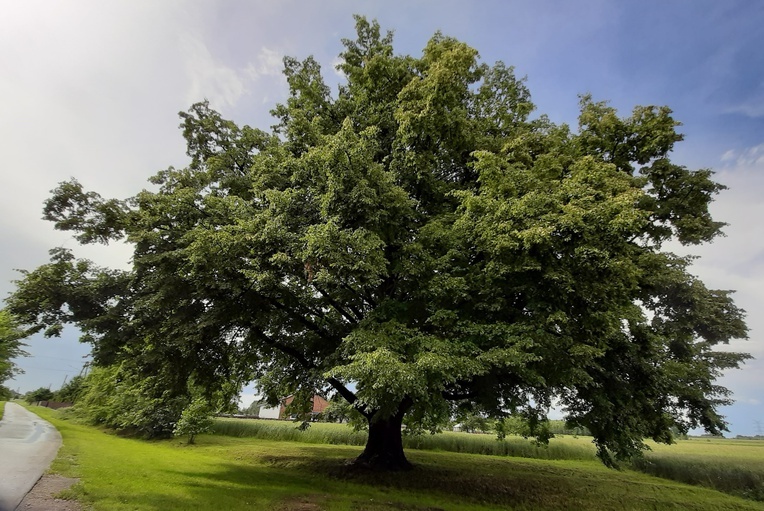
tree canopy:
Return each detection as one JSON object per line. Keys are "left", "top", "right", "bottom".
{"left": 6, "top": 16, "right": 750, "bottom": 469}
{"left": 0, "top": 309, "right": 27, "bottom": 388}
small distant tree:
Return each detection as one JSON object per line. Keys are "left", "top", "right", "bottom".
{"left": 241, "top": 400, "right": 262, "bottom": 416}
{"left": 455, "top": 409, "right": 492, "bottom": 434}
{"left": 174, "top": 397, "right": 215, "bottom": 444}
{"left": 25, "top": 386, "right": 54, "bottom": 403}
{"left": 54, "top": 375, "right": 86, "bottom": 403}
{"left": 322, "top": 394, "right": 365, "bottom": 425}
{"left": 0, "top": 385, "right": 16, "bottom": 400}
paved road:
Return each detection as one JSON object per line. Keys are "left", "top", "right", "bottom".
{"left": 0, "top": 403, "right": 62, "bottom": 511}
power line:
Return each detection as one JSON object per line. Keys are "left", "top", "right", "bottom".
{"left": 29, "top": 355, "right": 90, "bottom": 363}
{"left": 18, "top": 365, "right": 81, "bottom": 372}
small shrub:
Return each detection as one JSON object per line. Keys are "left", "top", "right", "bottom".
{"left": 174, "top": 398, "right": 215, "bottom": 444}
{"left": 24, "top": 387, "right": 54, "bottom": 403}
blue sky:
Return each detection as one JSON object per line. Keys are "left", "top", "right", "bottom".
{"left": 1, "top": 0, "right": 762, "bottom": 436}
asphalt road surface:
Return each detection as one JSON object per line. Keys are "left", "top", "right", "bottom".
{"left": 0, "top": 403, "right": 62, "bottom": 511}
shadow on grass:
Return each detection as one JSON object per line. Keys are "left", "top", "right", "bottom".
{"left": 154, "top": 462, "right": 333, "bottom": 511}
{"left": 156, "top": 461, "right": 461, "bottom": 511}
{"left": 153, "top": 448, "right": 580, "bottom": 511}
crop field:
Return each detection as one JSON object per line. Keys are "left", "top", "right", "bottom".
{"left": 637, "top": 437, "right": 764, "bottom": 501}
{"left": 22, "top": 407, "right": 764, "bottom": 510}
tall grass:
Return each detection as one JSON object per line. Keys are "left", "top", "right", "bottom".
{"left": 213, "top": 418, "right": 368, "bottom": 446}
{"left": 633, "top": 456, "right": 764, "bottom": 501}
{"left": 212, "top": 418, "right": 596, "bottom": 460}
{"left": 632, "top": 438, "right": 764, "bottom": 502}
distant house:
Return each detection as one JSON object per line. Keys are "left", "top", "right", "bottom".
{"left": 253, "top": 394, "right": 330, "bottom": 420}
{"left": 279, "top": 394, "right": 330, "bottom": 420}
{"left": 257, "top": 401, "right": 280, "bottom": 419}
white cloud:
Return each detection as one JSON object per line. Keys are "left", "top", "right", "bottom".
{"left": 660, "top": 141, "right": 764, "bottom": 434}
{"left": 727, "top": 101, "right": 764, "bottom": 119}
{"left": 181, "top": 37, "right": 287, "bottom": 112}
{"left": 181, "top": 34, "right": 250, "bottom": 110}
{"left": 245, "top": 48, "right": 284, "bottom": 79}
{"left": 331, "top": 56, "right": 346, "bottom": 78}
{"left": 684, "top": 161, "right": 764, "bottom": 359}
{"left": 720, "top": 144, "right": 764, "bottom": 168}
{"left": 724, "top": 84, "right": 764, "bottom": 119}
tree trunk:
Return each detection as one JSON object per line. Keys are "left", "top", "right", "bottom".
{"left": 354, "top": 406, "right": 412, "bottom": 470}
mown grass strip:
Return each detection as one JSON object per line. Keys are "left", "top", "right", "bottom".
{"left": 29, "top": 406, "right": 764, "bottom": 511}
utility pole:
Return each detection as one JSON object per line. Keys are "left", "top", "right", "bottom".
{"left": 755, "top": 420, "right": 763, "bottom": 437}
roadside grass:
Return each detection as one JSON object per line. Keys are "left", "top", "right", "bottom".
{"left": 213, "top": 418, "right": 764, "bottom": 501}
{"left": 29, "top": 406, "right": 764, "bottom": 511}
{"left": 0, "top": 401, "right": 4, "bottom": 421}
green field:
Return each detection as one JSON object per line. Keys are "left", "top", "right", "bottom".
{"left": 213, "top": 418, "right": 764, "bottom": 500}
{"left": 26, "top": 407, "right": 764, "bottom": 511}
{"left": 637, "top": 438, "right": 764, "bottom": 501}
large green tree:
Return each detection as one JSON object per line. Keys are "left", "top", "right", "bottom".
{"left": 7, "top": 17, "right": 749, "bottom": 469}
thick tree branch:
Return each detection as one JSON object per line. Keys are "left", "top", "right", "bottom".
{"left": 315, "top": 285, "right": 360, "bottom": 324}
{"left": 326, "top": 377, "right": 371, "bottom": 419}
{"left": 342, "top": 282, "right": 377, "bottom": 309}
{"left": 249, "top": 328, "right": 316, "bottom": 370}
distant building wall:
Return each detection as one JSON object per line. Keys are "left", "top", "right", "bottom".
{"left": 258, "top": 406, "right": 281, "bottom": 419}
{"left": 279, "top": 394, "right": 330, "bottom": 419}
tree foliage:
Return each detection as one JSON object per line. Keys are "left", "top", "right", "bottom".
{"left": 5, "top": 16, "right": 749, "bottom": 469}
{"left": 71, "top": 365, "right": 188, "bottom": 437}
{"left": 0, "top": 310, "right": 27, "bottom": 385}
{"left": 54, "top": 374, "right": 86, "bottom": 403}
{"left": 174, "top": 397, "right": 215, "bottom": 444}
{"left": 24, "top": 386, "right": 54, "bottom": 403}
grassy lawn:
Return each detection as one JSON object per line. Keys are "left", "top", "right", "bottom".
{"left": 28, "top": 406, "right": 764, "bottom": 511}
{"left": 0, "top": 401, "right": 5, "bottom": 421}
{"left": 214, "top": 418, "right": 764, "bottom": 500}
